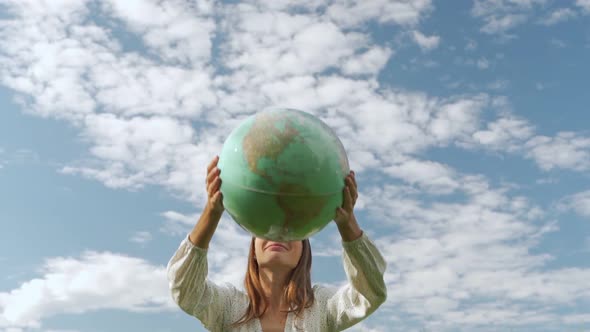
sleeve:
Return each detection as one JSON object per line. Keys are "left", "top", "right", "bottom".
{"left": 166, "top": 234, "right": 239, "bottom": 330}
{"left": 324, "top": 232, "right": 388, "bottom": 331}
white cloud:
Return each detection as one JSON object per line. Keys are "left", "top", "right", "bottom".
{"left": 1, "top": 0, "right": 590, "bottom": 331}
{"left": 411, "top": 30, "right": 440, "bottom": 51}
{"left": 557, "top": 190, "right": 590, "bottom": 218}
{"left": 326, "top": 0, "right": 434, "bottom": 28}
{"left": 427, "top": 96, "right": 485, "bottom": 143}
{"left": 469, "top": 114, "right": 535, "bottom": 152}
{"left": 0, "top": 5, "right": 215, "bottom": 122}
{"left": 0, "top": 0, "right": 501, "bottom": 201}
{"left": 384, "top": 158, "right": 459, "bottom": 194}
{"left": 472, "top": 0, "right": 547, "bottom": 17}
{"left": 550, "top": 38, "right": 567, "bottom": 48}
{"left": 160, "top": 210, "right": 198, "bottom": 236}
{"left": 476, "top": 57, "right": 489, "bottom": 69}
{"left": 0, "top": 328, "right": 24, "bottom": 332}
{"left": 0, "top": 252, "right": 173, "bottom": 329}
{"left": 101, "top": 0, "right": 215, "bottom": 65}
{"left": 347, "top": 322, "right": 388, "bottom": 332}
{"left": 539, "top": 7, "right": 577, "bottom": 25}
{"left": 0, "top": 149, "right": 40, "bottom": 169}
{"left": 525, "top": 132, "right": 590, "bottom": 171}
{"left": 60, "top": 114, "right": 223, "bottom": 201}
{"left": 454, "top": 56, "right": 494, "bottom": 70}
{"left": 90, "top": 62, "right": 217, "bottom": 118}
{"left": 342, "top": 47, "right": 393, "bottom": 76}
{"left": 0, "top": 0, "right": 89, "bottom": 22}
{"left": 536, "top": 177, "right": 558, "bottom": 185}
{"left": 465, "top": 39, "right": 477, "bottom": 51}
{"left": 465, "top": 113, "right": 590, "bottom": 174}
{"left": 487, "top": 79, "right": 510, "bottom": 90}
{"left": 129, "top": 231, "right": 152, "bottom": 245}
{"left": 471, "top": 0, "right": 548, "bottom": 34}
{"left": 563, "top": 313, "right": 590, "bottom": 324}
{"left": 361, "top": 178, "right": 590, "bottom": 330}
{"left": 576, "top": 0, "right": 590, "bottom": 13}
{"left": 220, "top": 7, "right": 385, "bottom": 80}
{"left": 481, "top": 13, "right": 528, "bottom": 34}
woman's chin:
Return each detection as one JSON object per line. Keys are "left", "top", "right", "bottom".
{"left": 259, "top": 256, "right": 295, "bottom": 269}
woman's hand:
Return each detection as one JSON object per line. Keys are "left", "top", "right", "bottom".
{"left": 205, "top": 155, "right": 224, "bottom": 216}
{"left": 334, "top": 170, "right": 363, "bottom": 241}
{"left": 188, "top": 155, "right": 224, "bottom": 248}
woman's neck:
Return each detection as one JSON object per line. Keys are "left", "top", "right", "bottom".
{"left": 259, "top": 267, "right": 291, "bottom": 311}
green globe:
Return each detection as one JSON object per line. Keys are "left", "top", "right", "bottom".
{"left": 217, "top": 108, "right": 350, "bottom": 241}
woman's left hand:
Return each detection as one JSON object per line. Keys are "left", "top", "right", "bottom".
{"left": 334, "top": 170, "right": 357, "bottom": 226}
{"left": 334, "top": 170, "right": 363, "bottom": 241}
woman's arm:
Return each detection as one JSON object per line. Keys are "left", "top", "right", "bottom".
{"left": 325, "top": 170, "right": 388, "bottom": 330}
{"left": 189, "top": 204, "right": 223, "bottom": 249}
{"left": 190, "top": 155, "right": 225, "bottom": 249}
{"left": 166, "top": 156, "right": 235, "bottom": 329}
{"left": 167, "top": 225, "right": 239, "bottom": 330}
{"left": 323, "top": 232, "right": 387, "bottom": 331}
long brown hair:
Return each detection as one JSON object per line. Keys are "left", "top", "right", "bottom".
{"left": 231, "top": 238, "right": 314, "bottom": 327}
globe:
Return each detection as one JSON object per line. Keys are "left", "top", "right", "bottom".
{"left": 217, "top": 108, "right": 350, "bottom": 241}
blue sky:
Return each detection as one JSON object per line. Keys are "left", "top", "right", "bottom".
{"left": 1, "top": 0, "right": 590, "bottom": 331}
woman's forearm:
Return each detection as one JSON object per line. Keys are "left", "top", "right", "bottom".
{"left": 337, "top": 213, "right": 363, "bottom": 242}
{"left": 188, "top": 206, "right": 223, "bottom": 249}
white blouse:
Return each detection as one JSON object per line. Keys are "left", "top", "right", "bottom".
{"left": 166, "top": 232, "right": 387, "bottom": 331}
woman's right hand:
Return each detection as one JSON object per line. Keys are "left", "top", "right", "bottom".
{"left": 205, "top": 155, "right": 224, "bottom": 215}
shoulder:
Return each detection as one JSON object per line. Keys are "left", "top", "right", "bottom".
{"left": 220, "top": 281, "right": 249, "bottom": 301}
{"left": 312, "top": 283, "right": 338, "bottom": 302}
{"left": 216, "top": 282, "right": 250, "bottom": 325}
{"left": 309, "top": 284, "right": 339, "bottom": 330}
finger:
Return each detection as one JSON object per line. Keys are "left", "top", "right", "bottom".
{"left": 351, "top": 172, "right": 359, "bottom": 201}
{"left": 207, "top": 155, "right": 219, "bottom": 173}
{"left": 207, "top": 181, "right": 215, "bottom": 198}
{"left": 346, "top": 186, "right": 354, "bottom": 211}
{"left": 212, "top": 191, "right": 223, "bottom": 205}
{"left": 346, "top": 176, "right": 357, "bottom": 198}
{"left": 208, "top": 177, "right": 221, "bottom": 197}
{"left": 342, "top": 185, "right": 353, "bottom": 212}
{"left": 345, "top": 177, "right": 358, "bottom": 205}
{"left": 213, "top": 175, "right": 222, "bottom": 192}
{"left": 206, "top": 167, "right": 220, "bottom": 185}
{"left": 215, "top": 176, "right": 222, "bottom": 192}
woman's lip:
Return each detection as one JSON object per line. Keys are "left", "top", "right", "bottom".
{"left": 266, "top": 244, "right": 287, "bottom": 250}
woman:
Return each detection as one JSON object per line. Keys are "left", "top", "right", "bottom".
{"left": 167, "top": 156, "right": 387, "bottom": 331}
